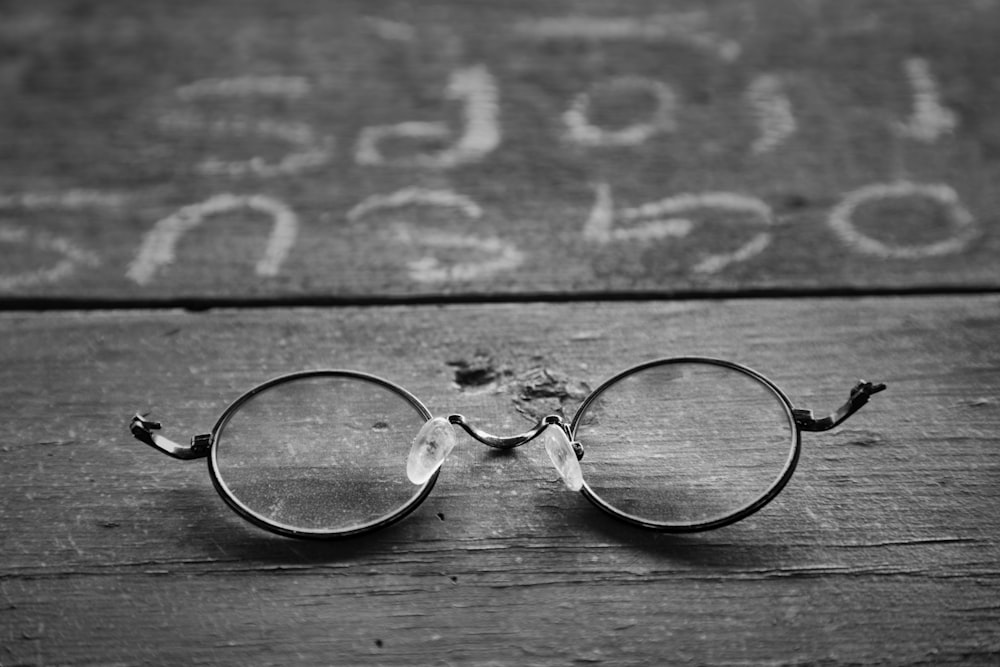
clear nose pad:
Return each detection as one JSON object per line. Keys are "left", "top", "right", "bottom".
{"left": 407, "top": 416, "right": 458, "bottom": 484}
{"left": 541, "top": 425, "right": 584, "bottom": 492}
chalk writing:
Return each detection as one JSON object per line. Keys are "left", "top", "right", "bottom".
{"left": 827, "top": 182, "right": 977, "bottom": 259}
{"left": 354, "top": 65, "right": 500, "bottom": 168}
{"left": 393, "top": 226, "right": 525, "bottom": 284}
{"left": 584, "top": 183, "right": 692, "bottom": 242}
{"left": 0, "top": 191, "right": 112, "bottom": 289}
{"left": 895, "top": 58, "right": 958, "bottom": 143}
{"left": 156, "top": 53, "right": 958, "bottom": 178}
{"left": 584, "top": 184, "right": 775, "bottom": 274}
{"left": 347, "top": 188, "right": 483, "bottom": 222}
{"left": 127, "top": 194, "right": 298, "bottom": 285}
{"left": 160, "top": 113, "right": 333, "bottom": 178}
{"left": 1, "top": 179, "right": 979, "bottom": 290}
{"left": 0, "top": 226, "right": 99, "bottom": 290}
{"left": 512, "top": 13, "right": 741, "bottom": 62}
{"left": 364, "top": 17, "right": 417, "bottom": 42}
{"left": 745, "top": 73, "right": 797, "bottom": 154}
{"left": 347, "top": 188, "right": 524, "bottom": 283}
{"left": 0, "top": 33, "right": 982, "bottom": 292}
{"left": 564, "top": 77, "right": 678, "bottom": 147}
{"left": 162, "top": 76, "right": 333, "bottom": 177}
{"left": 0, "top": 190, "right": 128, "bottom": 209}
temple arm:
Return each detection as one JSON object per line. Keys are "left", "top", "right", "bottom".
{"left": 129, "top": 413, "right": 212, "bottom": 460}
{"left": 793, "top": 380, "right": 887, "bottom": 432}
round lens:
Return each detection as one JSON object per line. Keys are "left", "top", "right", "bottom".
{"left": 571, "top": 358, "right": 797, "bottom": 530}
{"left": 209, "top": 371, "right": 433, "bottom": 537}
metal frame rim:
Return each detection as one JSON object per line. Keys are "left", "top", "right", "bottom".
{"left": 206, "top": 369, "right": 437, "bottom": 539}
{"left": 569, "top": 356, "right": 801, "bottom": 533}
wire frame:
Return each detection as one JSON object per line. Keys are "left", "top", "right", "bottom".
{"left": 570, "top": 357, "right": 800, "bottom": 532}
{"left": 130, "top": 357, "right": 883, "bottom": 539}
{"left": 206, "top": 370, "right": 438, "bottom": 539}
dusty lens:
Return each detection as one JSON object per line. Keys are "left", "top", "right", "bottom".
{"left": 572, "top": 360, "right": 796, "bottom": 529}
{"left": 211, "top": 374, "right": 430, "bottom": 535}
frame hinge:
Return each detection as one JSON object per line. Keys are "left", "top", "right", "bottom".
{"left": 190, "top": 433, "right": 213, "bottom": 455}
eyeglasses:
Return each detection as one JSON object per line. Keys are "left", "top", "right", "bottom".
{"left": 129, "top": 356, "right": 885, "bottom": 539}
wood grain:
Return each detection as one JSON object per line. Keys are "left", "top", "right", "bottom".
{"left": 0, "top": 0, "right": 998, "bottom": 301}
{"left": 1, "top": 296, "right": 998, "bottom": 664}
{"left": 2, "top": 2, "right": 998, "bottom": 665}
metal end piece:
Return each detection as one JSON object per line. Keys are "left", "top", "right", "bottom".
{"left": 190, "top": 433, "right": 213, "bottom": 455}
{"left": 794, "top": 380, "right": 887, "bottom": 432}
{"left": 129, "top": 412, "right": 211, "bottom": 460}
{"left": 130, "top": 413, "right": 161, "bottom": 446}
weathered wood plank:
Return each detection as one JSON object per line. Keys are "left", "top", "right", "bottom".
{"left": 1, "top": 296, "right": 998, "bottom": 664}
{"left": 0, "top": 1, "right": 998, "bottom": 300}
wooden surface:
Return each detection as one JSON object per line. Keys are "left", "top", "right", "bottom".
{"left": 2, "top": 297, "right": 999, "bottom": 664}
{"left": 2, "top": 1, "right": 999, "bottom": 665}
{"left": 0, "top": 0, "right": 998, "bottom": 301}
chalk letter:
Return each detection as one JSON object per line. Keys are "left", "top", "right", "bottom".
{"left": 745, "top": 73, "right": 797, "bottom": 154}
{"left": 583, "top": 183, "right": 692, "bottom": 243}
{"left": 584, "top": 185, "right": 774, "bottom": 274}
{"left": 828, "top": 182, "right": 976, "bottom": 259}
{"left": 347, "top": 188, "right": 523, "bottom": 283}
{"left": 895, "top": 58, "right": 958, "bottom": 143}
{"left": 0, "top": 190, "right": 110, "bottom": 289}
{"left": 160, "top": 75, "right": 333, "bottom": 177}
{"left": 564, "top": 76, "right": 678, "bottom": 148}
{"left": 513, "top": 12, "right": 741, "bottom": 62}
{"left": 127, "top": 194, "right": 298, "bottom": 285}
{"left": 355, "top": 65, "right": 501, "bottom": 169}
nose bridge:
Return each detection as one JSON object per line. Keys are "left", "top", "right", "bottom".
{"left": 448, "top": 413, "right": 586, "bottom": 461}
{"left": 447, "top": 413, "right": 586, "bottom": 493}
{"left": 446, "top": 413, "right": 562, "bottom": 450}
